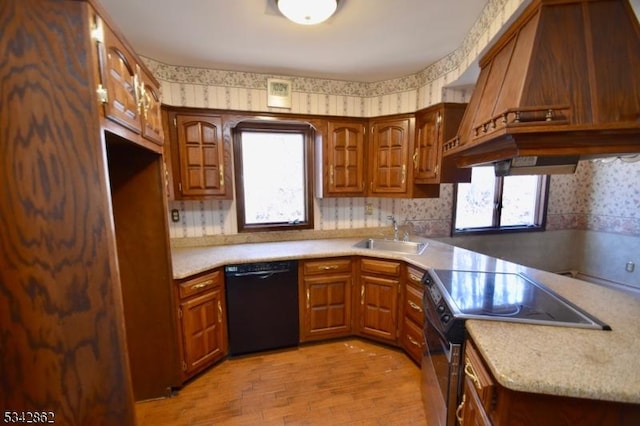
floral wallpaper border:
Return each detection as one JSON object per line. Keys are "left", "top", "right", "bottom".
{"left": 144, "top": 0, "right": 516, "bottom": 99}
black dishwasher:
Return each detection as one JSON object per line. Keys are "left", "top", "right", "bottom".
{"left": 224, "top": 260, "right": 299, "bottom": 356}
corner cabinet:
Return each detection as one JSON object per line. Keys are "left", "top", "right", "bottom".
{"left": 164, "top": 109, "right": 232, "bottom": 199}
{"left": 299, "top": 258, "right": 353, "bottom": 341}
{"left": 176, "top": 270, "right": 227, "bottom": 381}
{"left": 369, "top": 115, "right": 440, "bottom": 198}
{"left": 414, "top": 103, "right": 470, "bottom": 184}
{"left": 318, "top": 120, "right": 367, "bottom": 196}
{"left": 357, "top": 258, "right": 402, "bottom": 343}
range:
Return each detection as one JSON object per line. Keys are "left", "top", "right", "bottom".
{"left": 420, "top": 269, "right": 610, "bottom": 426}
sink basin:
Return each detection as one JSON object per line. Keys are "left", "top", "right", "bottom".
{"left": 355, "top": 238, "right": 428, "bottom": 255}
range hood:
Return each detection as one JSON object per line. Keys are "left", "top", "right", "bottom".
{"left": 444, "top": 0, "right": 640, "bottom": 174}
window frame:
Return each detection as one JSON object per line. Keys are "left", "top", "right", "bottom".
{"left": 232, "top": 121, "right": 315, "bottom": 233}
{"left": 451, "top": 170, "right": 551, "bottom": 236}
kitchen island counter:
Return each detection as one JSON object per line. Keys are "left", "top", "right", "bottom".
{"left": 171, "top": 237, "right": 640, "bottom": 405}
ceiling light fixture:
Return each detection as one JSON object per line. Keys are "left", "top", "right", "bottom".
{"left": 277, "top": 0, "right": 338, "bottom": 25}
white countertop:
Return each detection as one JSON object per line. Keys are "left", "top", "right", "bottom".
{"left": 171, "top": 237, "right": 640, "bottom": 404}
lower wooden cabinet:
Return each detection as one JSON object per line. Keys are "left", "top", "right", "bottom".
{"left": 459, "top": 336, "right": 640, "bottom": 426}
{"left": 358, "top": 258, "right": 401, "bottom": 343}
{"left": 300, "top": 258, "right": 353, "bottom": 342}
{"left": 176, "top": 270, "right": 227, "bottom": 381}
{"left": 400, "top": 265, "right": 426, "bottom": 364}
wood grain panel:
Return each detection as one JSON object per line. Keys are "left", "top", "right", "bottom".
{"left": 0, "top": 1, "right": 135, "bottom": 424}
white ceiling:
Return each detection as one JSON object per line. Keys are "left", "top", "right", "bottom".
{"left": 98, "top": 0, "right": 488, "bottom": 83}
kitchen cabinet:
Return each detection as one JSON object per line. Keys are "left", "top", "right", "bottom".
{"left": 458, "top": 336, "right": 640, "bottom": 426}
{"left": 92, "top": 13, "right": 163, "bottom": 151}
{"left": 414, "top": 103, "right": 470, "bottom": 184}
{"left": 165, "top": 110, "right": 231, "bottom": 199}
{"left": 400, "top": 265, "right": 425, "bottom": 365}
{"left": 369, "top": 115, "right": 440, "bottom": 198}
{"left": 357, "top": 258, "right": 401, "bottom": 343}
{"left": 319, "top": 120, "right": 367, "bottom": 196}
{"left": 176, "top": 270, "right": 227, "bottom": 381}
{"left": 299, "top": 258, "right": 353, "bottom": 341}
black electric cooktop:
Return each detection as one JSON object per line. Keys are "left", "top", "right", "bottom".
{"left": 425, "top": 269, "right": 610, "bottom": 331}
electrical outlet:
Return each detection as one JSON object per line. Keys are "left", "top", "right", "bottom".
{"left": 626, "top": 261, "right": 635, "bottom": 273}
{"left": 171, "top": 209, "right": 180, "bottom": 223}
{"left": 365, "top": 203, "right": 373, "bottom": 215}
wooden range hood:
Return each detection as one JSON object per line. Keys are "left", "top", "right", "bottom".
{"left": 444, "top": 0, "right": 640, "bottom": 173}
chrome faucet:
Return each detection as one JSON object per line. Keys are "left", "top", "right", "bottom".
{"left": 387, "top": 215, "right": 399, "bottom": 241}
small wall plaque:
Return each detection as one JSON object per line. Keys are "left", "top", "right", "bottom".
{"left": 267, "top": 78, "right": 292, "bottom": 109}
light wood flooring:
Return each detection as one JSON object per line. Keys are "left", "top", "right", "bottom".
{"left": 135, "top": 338, "right": 426, "bottom": 425}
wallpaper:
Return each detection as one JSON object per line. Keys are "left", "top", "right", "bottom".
{"left": 151, "top": 0, "right": 640, "bottom": 240}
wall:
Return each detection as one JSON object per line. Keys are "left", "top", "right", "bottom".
{"left": 438, "top": 160, "right": 640, "bottom": 288}
{"left": 150, "top": 0, "right": 640, "bottom": 288}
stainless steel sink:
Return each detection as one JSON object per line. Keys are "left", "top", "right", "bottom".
{"left": 355, "top": 238, "right": 428, "bottom": 255}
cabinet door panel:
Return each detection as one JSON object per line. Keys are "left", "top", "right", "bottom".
{"left": 139, "top": 71, "right": 163, "bottom": 145}
{"left": 181, "top": 289, "right": 224, "bottom": 374}
{"left": 414, "top": 109, "right": 441, "bottom": 181}
{"left": 99, "top": 25, "right": 141, "bottom": 134}
{"left": 370, "top": 119, "right": 410, "bottom": 194}
{"left": 360, "top": 275, "right": 399, "bottom": 341}
{"left": 176, "top": 115, "right": 225, "bottom": 196}
{"left": 326, "top": 120, "right": 366, "bottom": 195}
{"left": 302, "top": 273, "right": 352, "bottom": 340}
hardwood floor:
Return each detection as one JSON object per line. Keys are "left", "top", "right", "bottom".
{"left": 135, "top": 338, "right": 426, "bottom": 425}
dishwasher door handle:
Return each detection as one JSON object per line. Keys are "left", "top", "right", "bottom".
{"left": 228, "top": 269, "right": 291, "bottom": 279}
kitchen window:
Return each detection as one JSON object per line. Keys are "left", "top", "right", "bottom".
{"left": 233, "top": 122, "right": 314, "bottom": 232}
{"left": 452, "top": 166, "right": 549, "bottom": 235}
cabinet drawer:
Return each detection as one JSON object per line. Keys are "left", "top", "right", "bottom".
{"left": 404, "top": 283, "right": 424, "bottom": 326}
{"left": 360, "top": 258, "right": 401, "bottom": 277}
{"left": 464, "top": 339, "right": 495, "bottom": 412}
{"left": 303, "top": 258, "right": 352, "bottom": 275}
{"left": 178, "top": 270, "right": 221, "bottom": 299}
{"left": 406, "top": 265, "right": 425, "bottom": 285}
{"left": 401, "top": 316, "right": 424, "bottom": 364}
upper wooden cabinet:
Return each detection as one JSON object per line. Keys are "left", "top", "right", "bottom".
{"left": 91, "top": 13, "right": 163, "bottom": 150}
{"left": 369, "top": 116, "right": 412, "bottom": 195}
{"left": 414, "top": 103, "right": 470, "bottom": 184}
{"left": 164, "top": 109, "right": 232, "bottom": 199}
{"left": 320, "top": 120, "right": 367, "bottom": 196}
{"left": 369, "top": 115, "right": 440, "bottom": 198}
{"left": 138, "top": 69, "right": 164, "bottom": 145}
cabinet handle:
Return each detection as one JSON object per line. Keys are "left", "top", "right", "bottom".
{"left": 219, "top": 165, "right": 224, "bottom": 187}
{"left": 456, "top": 394, "right": 466, "bottom": 425}
{"left": 329, "top": 165, "right": 334, "bottom": 185}
{"left": 217, "top": 300, "right": 222, "bottom": 323}
{"left": 134, "top": 73, "right": 142, "bottom": 115}
{"left": 360, "top": 285, "right": 365, "bottom": 305}
{"left": 318, "top": 265, "right": 338, "bottom": 271}
{"left": 412, "top": 149, "right": 418, "bottom": 169}
{"left": 409, "top": 273, "right": 421, "bottom": 282}
{"left": 407, "top": 335, "right": 422, "bottom": 348}
{"left": 434, "top": 164, "right": 439, "bottom": 176}
{"left": 306, "top": 288, "right": 310, "bottom": 310}
{"left": 408, "top": 300, "right": 423, "bottom": 313}
{"left": 464, "top": 357, "right": 482, "bottom": 390}
{"left": 401, "top": 164, "right": 406, "bottom": 184}
{"left": 191, "top": 279, "right": 213, "bottom": 290}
